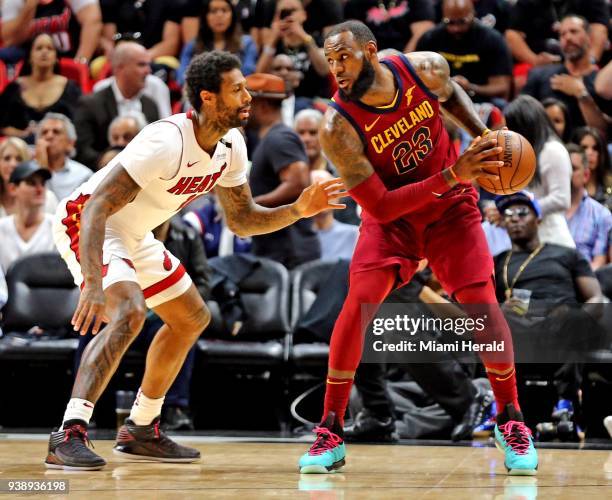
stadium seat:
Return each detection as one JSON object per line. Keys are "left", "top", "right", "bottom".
{"left": 197, "top": 255, "right": 291, "bottom": 366}
{"left": 289, "top": 260, "right": 340, "bottom": 371}
{"left": 11, "top": 58, "right": 92, "bottom": 93}
{"left": 194, "top": 255, "right": 292, "bottom": 429}
{"left": 0, "top": 253, "right": 80, "bottom": 427}
{"left": 0, "top": 60, "right": 8, "bottom": 93}
{"left": 2, "top": 252, "right": 78, "bottom": 336}
{"left": 58, "top": 57, "right": 92, "bottom": 93}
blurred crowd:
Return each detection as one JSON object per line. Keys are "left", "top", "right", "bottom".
{"left": 0, "top": 0, "right": 611, "bottom": 438}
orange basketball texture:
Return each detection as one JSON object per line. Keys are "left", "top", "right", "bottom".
{"left": 476, "top": 130, "right": 536, "bottom": 195}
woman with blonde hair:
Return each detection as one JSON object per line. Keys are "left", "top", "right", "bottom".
{"left": 0, "top": 137, "right": 57, "bottom": 217}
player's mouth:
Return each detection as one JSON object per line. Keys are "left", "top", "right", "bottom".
{"left": 337, "top": 78, "right": 351, "bottom": 89}
{"left": 239, "top": 106, "right": 250, "bottom": 119}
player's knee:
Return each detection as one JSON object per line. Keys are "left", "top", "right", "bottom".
{"left": 194, "top": 303, "right": 211, "bottom": 333}
{"left": 122, "top": 302, "right": 147, "bottom": 335}
{"left": 181, "top": 303, "right": 211, "bottom": 338}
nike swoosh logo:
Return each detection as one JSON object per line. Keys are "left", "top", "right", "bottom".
{"left": 326, "top": 379, "right": 350, "bottom": 385}
{"left": 364, "top": 116, "right": 381, "bottom": 132}
{"left": 187, "top": 161, "right": 200, "bottom": 168}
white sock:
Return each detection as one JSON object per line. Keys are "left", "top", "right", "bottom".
{"left": 129, "top": 388, "right": 165, "bottom": 425}
{"left": 62, "top": 398, "right": 94, "bottom": 428}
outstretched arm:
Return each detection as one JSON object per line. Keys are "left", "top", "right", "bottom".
{"left": 405, "top": 51, "right": 489, "bottom": 137}
{"left": 214, "top": 179, "right": 345, "bottom": 238}
{"left": 319, "top": 108, "right": 503, "bottom": 224}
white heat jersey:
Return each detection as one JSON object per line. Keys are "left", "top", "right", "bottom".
{"left": 66, "top": 113, "right": 247, "bottom": 240}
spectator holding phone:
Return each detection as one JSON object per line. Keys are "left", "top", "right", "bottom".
{"left": 255, "top": 0, "right": 329, "bottom": 98}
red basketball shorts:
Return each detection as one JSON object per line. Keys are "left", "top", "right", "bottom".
{"left": 350, "top": 186, "right": 493, "bottom": 295}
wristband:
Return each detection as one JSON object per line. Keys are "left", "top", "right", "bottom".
{"left": 448, "top": 165, "right": 461, "bottom": 184}
{"left": 262, "top": 45, "right": 276, "bottom": 56}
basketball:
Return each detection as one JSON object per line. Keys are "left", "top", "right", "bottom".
{"left": 477, "top": 130, "right": 536, "bottom": 195}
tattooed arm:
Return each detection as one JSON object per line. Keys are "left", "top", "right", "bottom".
{"left": 405, "top": 51, "right": 488, "bottom": 138}
{"left": 319, "top": 107, "right": 502, "bottom": 223}
{"left": 72, "top": 165, "right": 141, "bottom": 335}
{"left": 215, "top": 179, "right": 346, "bottom": 238}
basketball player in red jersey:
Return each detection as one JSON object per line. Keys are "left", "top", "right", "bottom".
{"left": 298, "top": 21, "right": 538, "bottom": 476}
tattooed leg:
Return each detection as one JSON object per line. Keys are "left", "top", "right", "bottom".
{"left": 72, "top": 281, "right": 146, "bottom": 403}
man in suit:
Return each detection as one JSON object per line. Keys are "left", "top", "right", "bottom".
{"left": 74, "top": 42, "right": 159, "bottom": 168}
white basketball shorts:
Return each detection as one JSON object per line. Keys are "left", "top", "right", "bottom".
{"left": 53, "top": 193, "right": 192, "bottom": 308}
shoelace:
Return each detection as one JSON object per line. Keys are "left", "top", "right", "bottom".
{"left": 499, "top": 420, "right": 532, "bottom": 455}
{"left": 309, "top": 427, "right": 342, "bottom": 456}
{"left": 64, "top": 425, "right": 95, "bottom": 449}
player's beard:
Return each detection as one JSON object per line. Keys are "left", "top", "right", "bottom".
{"left": 216, "top": 100, "right": 247, "bottom": 130}
{"left": 339, "top": 58, "right": 375, "bottom": 101}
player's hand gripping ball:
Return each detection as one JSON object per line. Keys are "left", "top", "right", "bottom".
{"left": 477, "top": 129, "right": 536, "bottom": 195}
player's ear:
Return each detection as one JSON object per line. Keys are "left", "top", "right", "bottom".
{"left": 365, "top": 40, "right": 378, "bottom": 59}
{"left": 199, "top": 89, "right": 216, "bottom": 107}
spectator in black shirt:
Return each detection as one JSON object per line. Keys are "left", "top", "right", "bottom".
{"left": 1, "top": 0, "right": 102, "bottom": 62}
{"left": 252, "top": 0, "right": 344, "bottom": 48}
{"left": 0, "top": 33, "right": 82, "bottom": 143}
{"left": 416, "top": 0, "right": 512, "bottom": 104}
{"left": 434, "top": 0, "right": 511, "bottom": 34}
{"left": 255, "top": 0, "right": 330, "bottom": 98}
{"left": 246, "top": 73, "right": 320, "bottom": 268}
{"left": 100, "top": 0, "right": 182, "bottom": 59}
{"left": 493, "top": 191, "right": 604, "bottom": 422}
{"left": 494, "top": 191, "right": 603, "bottom": 306}
{"left": 505, "top": 0, "right": 610, "bottom": 66}
{"left": 344, "top": 0, "right": 435, "bottom": 53}
{"left": 522, "top": 16, "right": 610, "bottom": 135}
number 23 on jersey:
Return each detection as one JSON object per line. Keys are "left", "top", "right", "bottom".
{"left": 392, "top": 126, "right": 432, "bottom": 175}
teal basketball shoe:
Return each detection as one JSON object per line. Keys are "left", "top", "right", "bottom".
{"left": 299, "top": 412, "right": 346, "bottom": 474}
{"left": 494, "top": 404, "right": 538, "bottom": 475}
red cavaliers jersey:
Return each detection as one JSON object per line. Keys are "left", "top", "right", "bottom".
{"left": 329, "top": 54, "right": 457, "bottom": 191}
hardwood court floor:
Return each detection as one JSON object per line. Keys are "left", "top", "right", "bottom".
{"left": 0, "top": 438, "right": 611, "bottom": 499}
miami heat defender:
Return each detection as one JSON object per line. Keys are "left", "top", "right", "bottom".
{"left": 298, "top": 21, "right": 538, "bottom": 475}
{"left": 47, "top": 51, "right": 345, "bottom": 471}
